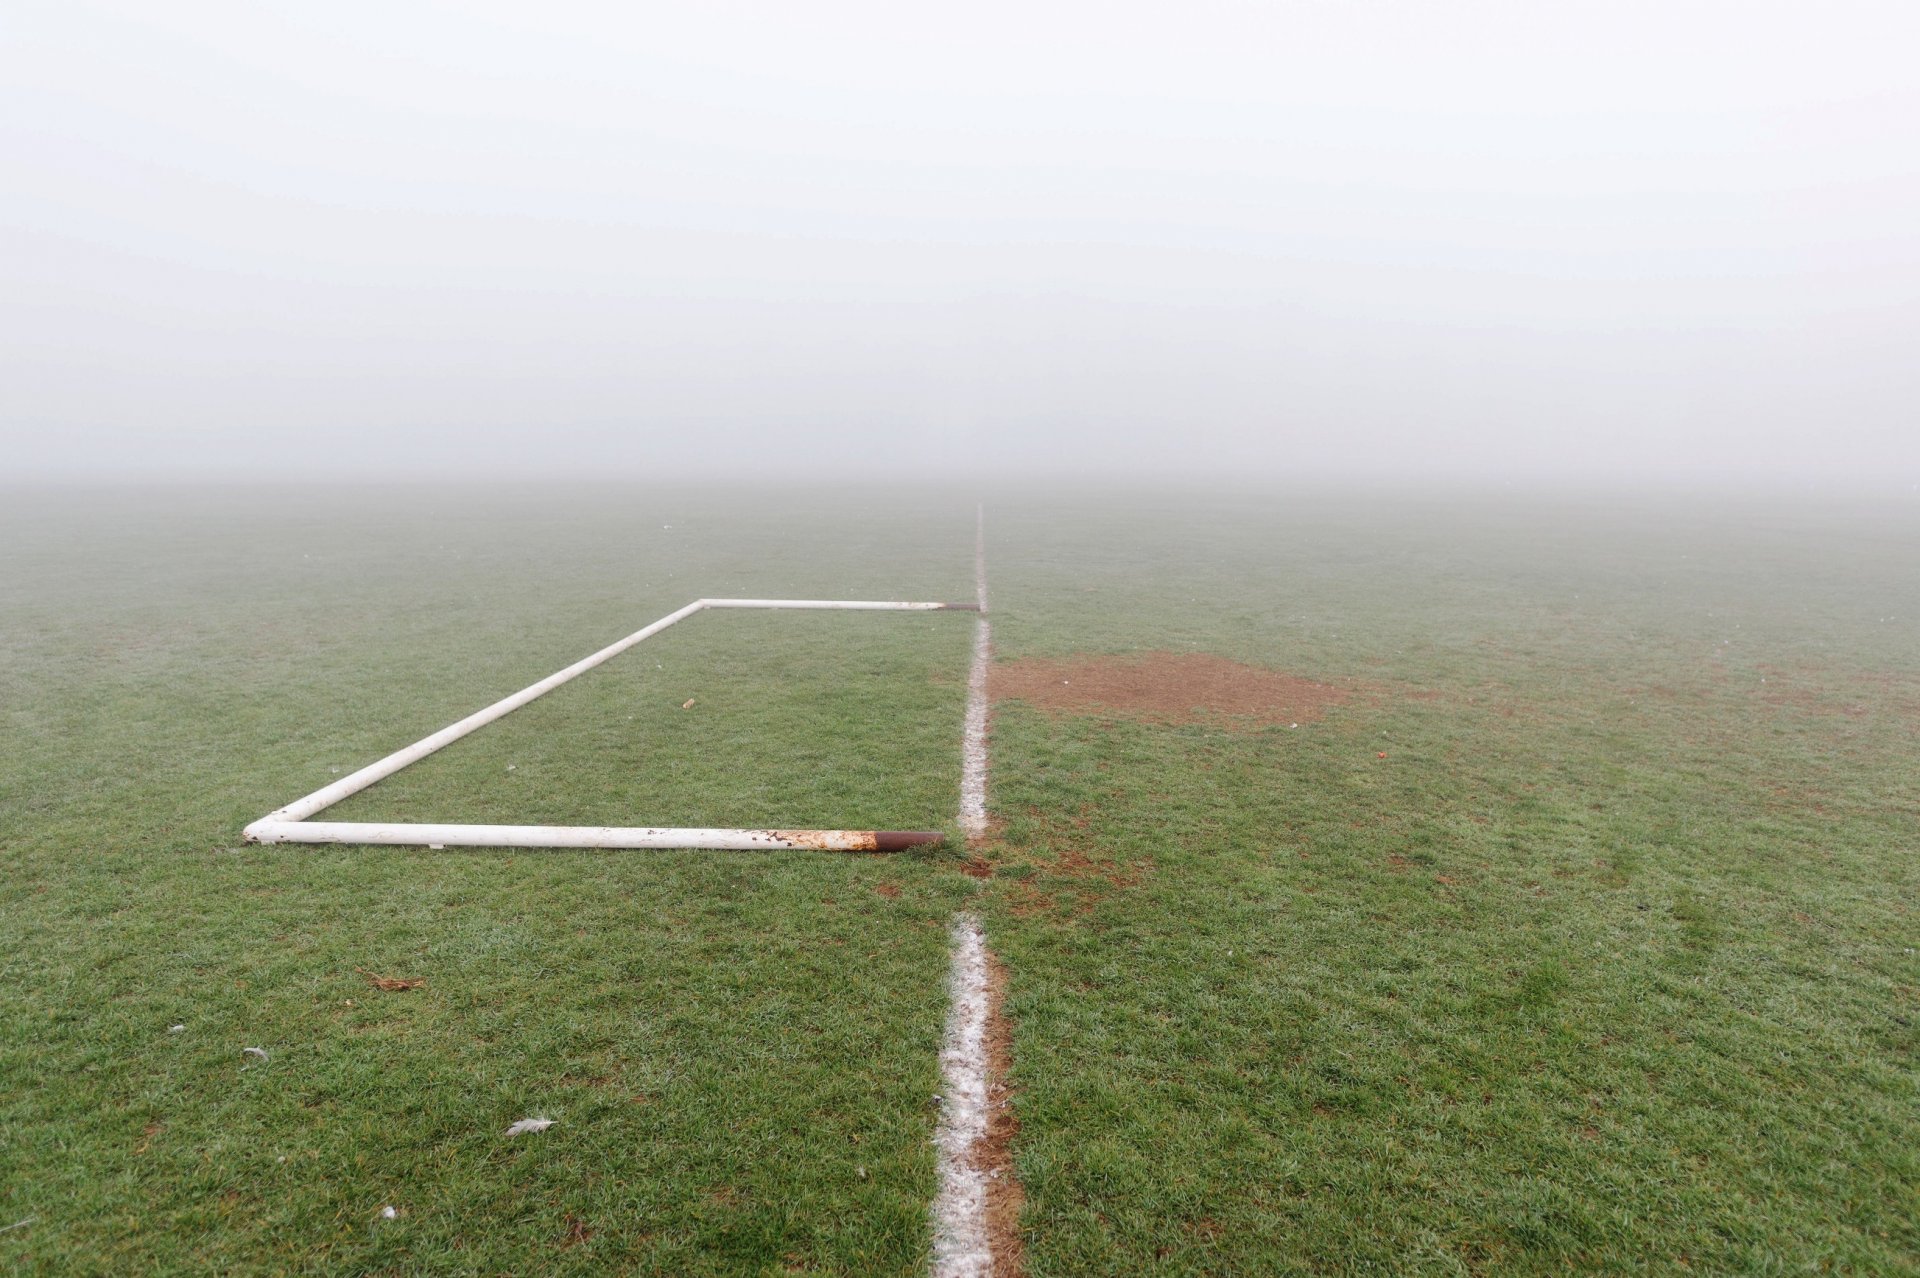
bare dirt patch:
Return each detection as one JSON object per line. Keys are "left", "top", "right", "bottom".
{"left": 972, "top": 802, "right": 1156, "bottom": 921}
{"left": 993, "top": 651, "right": 1356, "bottom": 728}
{"left": 981, "top": 950, "right": 1025, "bottom": 1277}
{"left": 356, "top": 968, "right": 425, "bottom": 992}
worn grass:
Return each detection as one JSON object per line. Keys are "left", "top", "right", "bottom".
{"left": 3, "top": 484, "right": 1916, "bottom": 1274}
{"left": 980, "top": 490, "right": 1920, "bottom": 1275}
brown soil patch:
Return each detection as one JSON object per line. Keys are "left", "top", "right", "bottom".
{"left": 971, "top": 803, "right": 1152, "bottom": 920}
{"left": 980, "top": 950, "right": 1025, "bottom": 1276}
{"left": 1006, "top": 884, "right": 1061, "bottom": 918}
{"left": 993, "top": 651, "right": 1354, "bottom": 728}
{"left": 1053, "top": 843, "right": 1150, "bottom": 890}
{"left": 356, "top": 968, "right": 425, "bottom": 992}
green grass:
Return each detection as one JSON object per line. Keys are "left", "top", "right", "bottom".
{"left": 324, "top": 608, "right": 971, "bottom": 831}
{"left": 981, "top": 490, "right": 1920, "bottom": 1275}
{"left": 0, "top": 489, "right": 980, "bottom": 1274}
{"left": 3, "top": 484, "right": 1917, "bottom": 1274}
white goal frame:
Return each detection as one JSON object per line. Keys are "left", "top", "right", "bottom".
{"left": 243, "top": 597, "right": 979, "bottom": 852}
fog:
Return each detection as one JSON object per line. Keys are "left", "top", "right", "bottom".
{"left": 4, "top": 1, "right": 1916, "bottom": 488}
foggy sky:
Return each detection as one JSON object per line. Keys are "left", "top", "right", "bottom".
{"left": 4, "top": 1, "right": 1917, "bottom": 486}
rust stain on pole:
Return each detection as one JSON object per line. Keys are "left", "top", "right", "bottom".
{"left": 766, "top": 829, "right": 862, "bottom": 851}
{"left": 874, "top": 830, "right": 945, "bottom": 850}
{"left": 766, "top": 829, "right": 944, "bottom": 851}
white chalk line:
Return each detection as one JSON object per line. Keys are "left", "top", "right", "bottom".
{"left": 973, "top": 502, "right": 988, "bottom": 612}
{"left": 960, "top": 504, "right": 990, "bottom": 842}
{"left": 934, "top": 504, "right": 998, "bottom": 1276}
{"left": 931, "top": 913, "right": 993, "bottom": 1277}
{"left": 959, "top": 619, "right": 991, "bottom": 842}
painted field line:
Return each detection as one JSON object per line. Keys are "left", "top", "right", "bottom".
{"left": 932, "top": 913, "right": 994, "bottom": 1277}
{"left": 960, "top": 504, "right": 991, "bottom": 842}
{"left": 934, "top": 504, "right": 1018, "bottom": 1277}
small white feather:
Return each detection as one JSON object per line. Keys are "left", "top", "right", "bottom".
{"left": 505, "top": 1117, "right": 554, "bottom": 1137}
{"left": 242, "top": 1046, "right": 270, "bottom": 1062}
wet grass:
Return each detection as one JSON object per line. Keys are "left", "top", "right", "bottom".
{"left": 0, "top": 488, "right": 980, "bottom": 1275}
{"left": 3, "top": 483, "right": 1917, "bottom": 1274}
{"left": 980, "top": 491, "right": 1920, "bottom": 1275}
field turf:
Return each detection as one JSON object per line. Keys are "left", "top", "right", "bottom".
{"left": 2, "top": 484, "right": 1915, "bottom": 1274}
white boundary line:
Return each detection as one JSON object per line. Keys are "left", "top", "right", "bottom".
{"left": 959, "top": 505, "right": 991, "bottom": 841}
{"left": 934, "top": 504, "right": 999, "bottom": 1276}
{"left": 244, "top": 596, "right": 976, "bottom": 851}
{"left": 931, "top": 913, "right": 993, "bottom": 1277}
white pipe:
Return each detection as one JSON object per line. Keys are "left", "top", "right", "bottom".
{"left": 246, "top": 820, "right": 939, "bottom": 851}
{"left": 245, "top": 594, "right": 979, "bottom": 848}
{"left": 699, "top": 599, "right": 972, "bottom": 611}
{"left": 248, "top": 599, "right": 710, "bottom": 830}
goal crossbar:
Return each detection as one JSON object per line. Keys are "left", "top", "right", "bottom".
{"left": 243, "top": 597, "right": 980, "bottom": 852}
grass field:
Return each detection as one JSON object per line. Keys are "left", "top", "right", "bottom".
{"left": 2, "top": 484, "right": 1916, "bottom": 1274}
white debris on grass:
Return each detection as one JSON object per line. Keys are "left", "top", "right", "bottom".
{"left": 241, "top": 1046, "right": 269, "bottom": 1066}
{"left": 380, "top": 1205, "right": 398, "bottom": 1220}
{"left": 930, "top": 913, "right": 992, "bottom": 1278}
{"left": 168, "top": 1024, "right": 185, "bottom": 1034}
{"left": 505, "top": 1117, "right": 555, "bottom": 1137}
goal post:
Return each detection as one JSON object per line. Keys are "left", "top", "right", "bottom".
{"left": 244, "top": 597, "right": 980, "bottom": 851}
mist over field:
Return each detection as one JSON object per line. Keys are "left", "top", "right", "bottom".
{"left": 3, "top": 0, "right": 1916, "bottom": 491}
{"left": 7, "top": 10, "right": 1920, "bottom": 1272}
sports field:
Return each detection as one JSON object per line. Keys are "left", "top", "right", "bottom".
{"left": 2, "top": 484, "right": 1915, "bottom": 1274}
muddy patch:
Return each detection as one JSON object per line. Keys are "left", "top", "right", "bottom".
{"left": 993, "top": 650, "right": 1356, "bottom": 728}
{"left": 976, "top": 802, "right": 1154, "bottom": 921}
{"left": 981, "top": 951, "right": 1024, "bottom": 1276}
